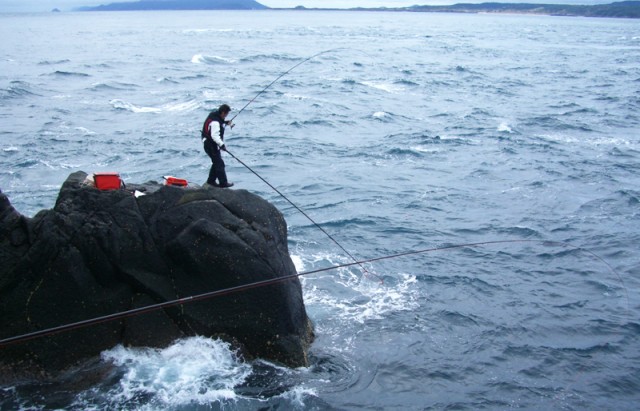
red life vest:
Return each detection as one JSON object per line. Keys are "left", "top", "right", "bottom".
{"left": 201, "top": 117, "right": 214, "bottom": 142}
{"left": 201, "top": 111, "right": 224, "bottom": 143}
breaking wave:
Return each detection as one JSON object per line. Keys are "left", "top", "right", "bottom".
{"left": 191, "top": 54, "right": 237, "bottom": 65}
{"left": 110, "top": 98, "right": 200, "bottom": 113}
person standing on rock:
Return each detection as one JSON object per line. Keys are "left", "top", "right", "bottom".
{"left": 201, "top": 104, "right": 234, "bottom": 188}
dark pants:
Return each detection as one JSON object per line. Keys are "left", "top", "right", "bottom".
{"left": 204, "top": 140, "right": 228, "bottom": 186}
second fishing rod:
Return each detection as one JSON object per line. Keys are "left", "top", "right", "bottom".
{"left": 219, "top": 48, "right": 376, "bottom": 280}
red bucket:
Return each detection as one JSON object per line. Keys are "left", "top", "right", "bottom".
{"left": 94, "top": 172, "right": 123, "bottom": 190}
{"left": 164, "top": 176, "right": 188, "bottom": 187}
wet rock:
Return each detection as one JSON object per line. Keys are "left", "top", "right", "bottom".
{"left": 0, "top": 171, "right": 313, "bottom": 378}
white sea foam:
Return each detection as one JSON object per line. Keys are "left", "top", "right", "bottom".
{"left": 202, "top": 89, "right": 239, "bottom": 104}
{"left": 277, "top": 385, "right": 318, "bottom": 407}
{"left": 59, "top": 162, "right": 82, "bottom": 169}
{"left": 373, "top": 111, "right": 387, "bottom": 118}
{"left": 361, "top": 81, "right": 403, "bottom": 93}
{"left": 299, "top": 252, "right": 420, "bottom": 325}
{"left": 110, "top": 99, "right": 161, "bottom": 113}
{"left": 284, "top": 93, "right": 311, "bottom": 101}
{"left": 536, "top": 133, "right": 633, "bottom": 148}
{"left": 410, "top": 145, "right": 439, "bottom": 154}
{"left": 162, "top": 99, "right": 200, "bottom": 112}
{"left": 498, "top": 122, "right": 513, "bottom": 133}
{"left": 110, "top": 99, "right": 199, "bottom": 113}
{"left": 74, "top": 127, "right": 96, "bottom": 135}
{"left": 99, "top": 337, "right": 251, "bottom": 408}
{"left": 183, "top": 28, "right": 235, "bottom": 34}
{"left": 590, "top": 136, "right": 632, "bottom": 147}
{"left": 353, "top": 272, "right": 420, "bottom": 323}
{"left": 291, "top": 254, "right": 305, "bottom": 272}
{"left": 191, "top": 54, "right": 237, "bottom": 65}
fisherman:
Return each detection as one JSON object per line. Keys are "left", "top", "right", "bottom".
{"left": 201, "top": 104, "right": 234, "bottom": 188}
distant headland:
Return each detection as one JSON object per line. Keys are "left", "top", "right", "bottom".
{"left": 76, "top": 0, "right": 640, "bottom": 19}
{"left": 76, "top": 0, "right": 268, "bottom": 11}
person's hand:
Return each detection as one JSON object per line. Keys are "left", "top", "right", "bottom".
{"left": 220, "top": 144, "right": 227, "bottom": 151}
{"left": 225, "top": 120, "right": 234, "bottom": 129}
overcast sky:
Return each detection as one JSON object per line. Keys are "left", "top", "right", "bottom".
{"left": 0, "top": 0, "right": 605, "bottom": 12}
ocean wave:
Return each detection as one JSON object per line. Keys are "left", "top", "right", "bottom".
{"left": 361, "top": 81, "right": 404, "bottom": 94}
{"left": 616, "top": 189, "right": 640, "bottom": 205}
{"left": 111, "top": 99, "right": 161, "bottom": 113}
{"left": 157, "top": 77, "right": 179, "bottom": 84}
{"left": 15, "top": 159, "right": 39, "bottom": 168}
{"left": 49, "top": 70, "right": 90, "bottom": 77}
{"left": 495, "top": 226, "right": 541, "bottom": 238}
{"left": 163, "top": 99, "right": 201, "bottom": 112}
{"left": 394, "top": 79, "right": 419, "bottom": 87}
{"left": 239, "top": 53, "right": 302, "bottom": 63}
{"left": 181, "top": 73, "right": 207, "bottom": 81}
{"left": 401, "top": 132, "right": 475, "bottom": 146}
{"left": 298, "top": 250, "right": 420, "bottom": 326}
{"left": 386, "top": 147, "right": 426, "bottom": 157}
{"left": 563, "top": 107, "right": 599, "bottom": 116}
{"left": 191, "top": 54, "right": 237, "bottom": 65}
{"left": 438, "top": 309, "right": 481, "bottom": 327}
{"left": 74, "top": 127, "right": 96, "bottom": 136}
{"left": 183, "top": 28, "right": 235, "bottom": 34}
{"left": 304, "top": 352, "right": 360, "bottom": 394}
{"left": 89, "top": 81, "right": 140, "bottom": 91}
{"left": 320, "top": 217, "right": 378, "bottom": 229}
{"left": 289, "top": 119, "right": 335, "bottom": 128}
{"left": 283, "top": 92, "right": 311, "bottom": 101}
{"left": 37, "top": 59, "right": 71, "bottom": 65}
{"left": 2, "top": 81, "right": 40, "bottom": 99}
{"left": 86, "top": 337, "right": 252, "bottom": 408}
{"left": 68, "top": 336, "right": 323, "bottom": 409}
{"left": 532, "top": 133, "right": 580, "bottom": 146}
{"left": 110, "top": 98, "right": 200, "bottom": 113}
{"left": 498, "top": 122, "right": 513, "bottom": 133}
{"left": 526, "top": 116, "right": 595, "bottom": 132}
{"left": 370, "top": 137, "right": 467, "bottom": 156}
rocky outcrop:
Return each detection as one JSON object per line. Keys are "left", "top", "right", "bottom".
{"left": 0, "top": 171, "right": 313, "bottom": 378}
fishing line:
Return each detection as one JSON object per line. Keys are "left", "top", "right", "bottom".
{"left": 228, "top": 47, "right": 356, "bottom": 125}
{"left": 0, "top": 239, "right": 627, "bottom": 348}
{"left": 225, "top": 148, "right": 379, "bottom": 282}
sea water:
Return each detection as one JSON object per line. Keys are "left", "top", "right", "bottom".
{"left": 0, "top": 9, "right": 639, "bottom": 410}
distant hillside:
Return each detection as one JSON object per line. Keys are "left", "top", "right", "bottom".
{"left": 405, "top": 1, "right": 640, "bottom": 18}
{"left": 289, "top": 1, "right": 639, "bottom": 19}
{"left": 77, "top": 0, "right": 268, "bottom": 11}
{"left": 76, "top": 0, "right": 639, "bottom": 18}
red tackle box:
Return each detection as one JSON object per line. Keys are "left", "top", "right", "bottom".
{"left": 94, "top": 172, "right": 123, "bottom": 191}
{"left": 164, "top": 176, "right": 188, "bottom": 187}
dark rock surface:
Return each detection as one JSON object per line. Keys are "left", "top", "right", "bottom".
{"left": 0, "top": 171, "right": 313, "bottom": 378}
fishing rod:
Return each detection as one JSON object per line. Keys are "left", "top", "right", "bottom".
{"left": 223, "top": 48, "right": 378, "bottom": 279}
{"left": 0, "top": 239, "right": 626, "bottom": 348}
{"left": 228, "top": 48, "right": 348, "bottom": 125}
